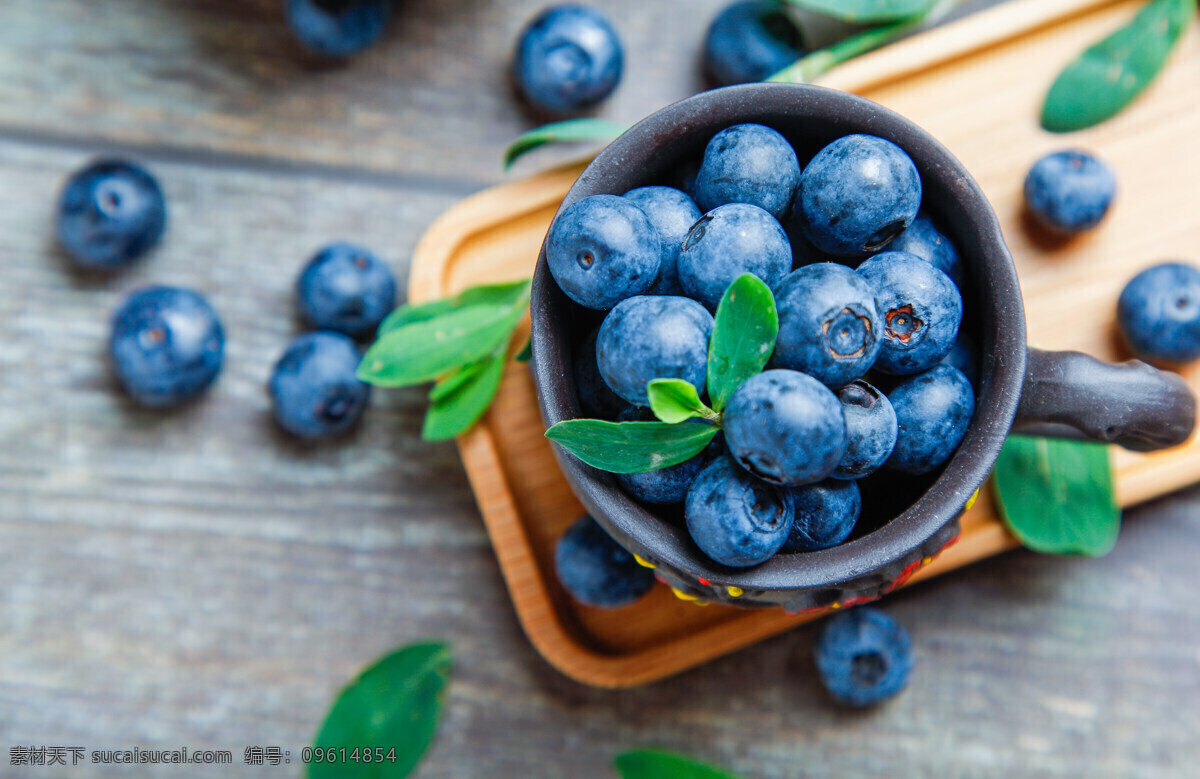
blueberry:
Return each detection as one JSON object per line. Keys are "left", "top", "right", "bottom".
{"left": 694, "top": 124, "right": 801, "bottom": 220}
{"left": 677, "top": 203, "right": 791, "bottom": 310}
{"left": 887, "top": 364, "right": 974, "bottom": 474}
{"left": 780, "top": 479, "right": 861, "bottom": 553}
{"left": 795, "top": 134, "right": 921, "bottom": 259}
{"left": 109, "top": 286, "right": 224, "bottom": 408}
{"left": 939, "top": 337, "right": 977, "bottom": 384}
{"left": 513, "top": 5, "right": 623, "bottom": 114}
{"left": 833, "top": 380, "right": 897, "bottom": 480}
{"left": 285, "top": 0, "right": 392, "bottom": 58}
{"left": 685, "top": 455, "right": 795, "bottom": 567}
{"left": 723, "top": 370, "right": 846, "bottom": 486}
{"left": 1117, "top": 262, "right": 1200, "bottom": 362}
{"left": 56, "top": 159, "right": 166, "bottom": 270}
{"left": 1024, "top": 150, "right": 1116, "bottom": 234}
{"left": 773, "top": 263, "right": 882, "bottom": 388}
{"left": 269, "top": 331, "right": 371, "bottom": 439}
{"left": 857, "top": 251, "right": 962, "bottom": 375}
{"left": 547, "top": 194, "right": 660, "bottom": 310}
{"left": 574, "top": 327, "right": 627, "bottom": 418}
{"left": 615, "top": 410, "right": 707, "bottom": 504}
{"left": 555, "top": 515, "right": 654, "bottom": 608}
{"left": 815, "top": 607, "right": 913, "bottom": 707}
{"left": 596, "top": 296, "right": 713, "bottom": 406}
{"left": 624, "top": 186, "right": 703, "bottom": 296}
{"left": 887, "top": 213, "right": 963, "bottom": 288}
{"left": 703, "top": 1, "right": 806, "bottom": 86}
{"left": 296, "top": 242, "right": 397, "bottom": 337}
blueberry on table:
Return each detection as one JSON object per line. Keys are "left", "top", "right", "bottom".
{"left": 573, "top": 326, "right": 627, "bottom": 419}
{"left": 887, "top": 213, "right": 963, "bottom": 288}
{"left": 694, "top": 123, "right": 802, "bottom": 220}
{"left": 795, "top": 134, "right": 921, "bottom": 259}
{"left": 677, "top": 203, "right": 791, "bottom": 311}
{"left": 723, "top": 370, "right": 847, "bottom": 487}
{"left": 623, "top": 186, "right": 702, "bottom": 296}
{"left": 856, "top": 251, "right": 963, "bottom": 375}
{"left": 512, "top": 4, "right": 623, "bottom": 114}
{"left": 704, "top": 0, "right": 806, "bottom": 86}
{"left": 780, "top": 479, "right": 861, "bottom": 553}
{"left": 269, "top": 331, "right": 371, "bottom": 439}
{"left": 815, "top": 607, "right": 913, "bottom": 707}
{"left": 887, "top": 364, "right": 974, "bottom": 475}
{"left": 285, "top": 0, "right": 393, "bottom": 58}
{"left": 773, "top": 263, "right": 882, "bottom": 388}
{"left": 1024, "top": 150, "right": 1116, "bottom": 234}
{"left": 1117, "top": 262, "right": 1200, "bottom": 362}
{"left": 685, "top": 455, "right": 795, "bottom": 567}
{"left": 596, "top": 295, "right": 713, "bottom": 406}
{"left": 57, "top": 159, "right": 166, "bottom": 270}
{"left": 547, "top": 194, "right": 660, "bottom": 310}
{"left": 109, "top": 286, "right": 224, "bottom": 408}
{"left": 555, "top": 515, "right": 654, "bottom": 608}
{"left": 833, "top": 380, "right": 897, "bottom": 480}
{"left": 296, "top": 242, "right": 396, "bottom": 337}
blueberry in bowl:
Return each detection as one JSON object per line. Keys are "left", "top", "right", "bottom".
{"left": 531, "top": 84, "right": 1195, "bottom": 611}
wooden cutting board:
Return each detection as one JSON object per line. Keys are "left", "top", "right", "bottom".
{"left": 408, "top": 0, "right": 1200, "bottom": 688}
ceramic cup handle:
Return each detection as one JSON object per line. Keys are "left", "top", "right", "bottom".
{"left": 1013, "top": 348, "right": 1196, "bottom": 452}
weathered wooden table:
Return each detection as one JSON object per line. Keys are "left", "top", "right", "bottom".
{"left": 2, "top": 1, "right": 1199, "bottom": 776}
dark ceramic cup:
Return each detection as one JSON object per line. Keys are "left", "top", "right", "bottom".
{"left": 530, "top": 84, "right": 1195, "bottom": 612}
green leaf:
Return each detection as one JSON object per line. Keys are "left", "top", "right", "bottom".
{"left": 545, "top": 420, "right": 718, "bottom": 473}
{"left": 616, "top": 749, "right": 744, "bottom": 779}
{"left": 780, "top": 0, "right": 934, "bottom": 23}
{"left": 707, "top": 274, "right": 778, "bottom": 412}
{"left": 503, "top": 118, "right": 628, "bottom": 170}
{"left": 647, "top": 379, "right": 716, "bottom": 424}
{"left": 515, "top": 337, "right": 532, "bottom": 363}
{"left": 308, "top": 641, "right": 451, "bottom": 779}
{"left": 992, "top": 435, "right": 1119, "bottom": 557}
{"left": 1041, "top": 0, "right": 1195, "bottom": 133}
{"left": 422, "top": 341, "right": 509, "bottom": 441}
{"left": 377, "top": 279, "right": 531, "bottom": 337}
{"left": 358, "top": 302, "right": 524, "bottom": 387}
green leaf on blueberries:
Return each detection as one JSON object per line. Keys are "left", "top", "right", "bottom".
{"left": 503, "top": 118, "right": 629, "bottom": 170}
{"left": 992, "top": 435, "right": 1119, "bottom": 557}
{"left": 545, "top": 420, "right": 718, "bottom": 473}
{"left": 515, "top": 336, "right": 533, "bottom": 363}
{"left": 359, "top": 300, "right": 525, "bottom": 388}
{"left": 781, "top": 0, "right": 934, "bottom": 23}
{"left": 1041, "top": 0, "right": 1195, "bottom": 133}
{"left": 376, "top": 279, "right": 531, "bottom": 337}
{"left": 616, "top": 749, "right": 744, "bottom": 779}
{"left": 707, "top": 274, "right": 778, "bottom": 413}
{"left": 308, "top": 641, "right": 451, "bottom": 779}
{"left": 422, "top": 342, "right": 510, "bottom": 441}
{"left": 647, "top": 379, "right": 717, "bottom": 424}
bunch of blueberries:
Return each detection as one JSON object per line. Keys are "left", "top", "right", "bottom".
{"left": 547, "top": 123, "right": 976, "bottom": 571}
{"left": 56, "top": 159, "right": 397, "bottom": 440}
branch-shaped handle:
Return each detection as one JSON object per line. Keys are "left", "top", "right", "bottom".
{"left": 1014, "top": 349, "right": 1195, "bottom": 452}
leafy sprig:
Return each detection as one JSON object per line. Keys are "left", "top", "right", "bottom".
{"left": 358, "top": 279, "right": 531, "bottom": 441}
{"left": 546, "top": 274, "right": 777, "bottom": 474}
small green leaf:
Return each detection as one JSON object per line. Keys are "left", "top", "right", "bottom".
{"left": 781, "top": 0, "right": 934, "bottom": 23}
{"left": 358, "top": 303, "right": 524, "bottom": 387}
{"left": 503, "top": 118, "right": 628, "bottom": 170}
{"left": 308, "top": 641, "right": 451, "bottom": 779}
{"left": 616, "top": 749, "right": 744, "bottom": 779}
{"left": 707, "top": 274, "right": 778, "bottom": 412}
{"left": 647, "top": 379, "right": 716, "bottom": 424}
{"left": 422, "top": 342, "right": 509, "bottom": 441}
{"left": 1041, "top": 0, "right": 1195, "bottom": 133}
{"left": 992, "top": 435, "right": 1119, "bottom": 557}
{"left": 515, "top": 337, "right": 532, "bottom": 363}
{"left": 377, "top": 279, "right": 531, "bottom": 337}
{"left": 545, "top": 419, "right": 718, "bottom": 473}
